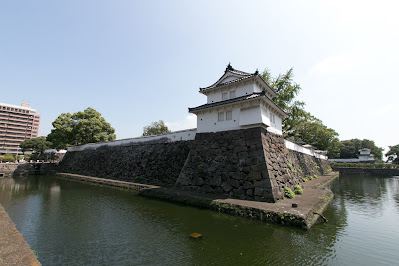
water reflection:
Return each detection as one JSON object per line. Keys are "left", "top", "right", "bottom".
{"left": 0, "top": 175, "right": 398, "bottom": 265}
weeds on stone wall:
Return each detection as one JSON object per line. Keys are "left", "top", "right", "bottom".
{"left": 294, "top": 185, "right": 303, "bottom": 195}
{"left": 284, "top": 187, "right": 295, "bottom": 199}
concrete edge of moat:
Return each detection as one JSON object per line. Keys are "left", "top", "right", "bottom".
{"left": 0, "top": 205, "right": 41, "bottom": 265}
{"left": 56, "top": 171, "right": 339, "bottom": 229}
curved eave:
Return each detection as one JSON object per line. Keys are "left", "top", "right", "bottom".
{"left": 199, "top": 70, "right": 253, "bottom": 93}
{"left": 199, "top": 75, "right": 279, "bottom": 100}
{"left": 254, "top": 75, "right": 279, "bottom": 98}
{"left": 189, "top": 95, "right": 288, "bottom": 119}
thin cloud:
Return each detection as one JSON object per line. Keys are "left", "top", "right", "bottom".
{"left": 166, "top": 114, "right": 197, "bottom": 131}
{"left": 375, "top": 104, "right": 397, "bottom": 116}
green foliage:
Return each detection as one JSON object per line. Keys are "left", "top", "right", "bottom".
{"left": 261, "top": 68, "right": 340, "bottom": 157}
{"left": 386, "top": 144, "right": 399, "bottom": 164}
{"left": 28, "top": 153, "right": 39, "bottom": 161}
{"left": 286, "top": 162, "right": 293, "bottom": 170}
{"left": 30, "top": 249, "right": 38, "bottom": 258}
{"left": 302, "top": 178, "right": 308, "bottom": 182}
{"left": 284, "top": 187, "right": 295, "bottom": 199}
{"left": 1, "top": 153, "right": 15, "bottom": 162}
{"left": 308, "top": 175, "right": 314, "bottom": 180}
{"left": 335, "top": 139, "right": 384, "bottom": 162}
{"left": 261, "top": 68, "right": 307, "bottom": 139}
{"left": 313, "top": 175, "right": 319, "bottom": 179}
{"left": 294, "top": 185, "right": 303, "bottom": 195}
{"left": 330, "top": 162, "right": 399, "bottom": 169}
{"left": 294, "top": 117, "right": 341, "bottom": 158}
{"left": 327, "top": 167, "right": 332, "bottom": 172}
{"left": 47, "top": 107, "right": 116, "bottom": 149}
{"left": 134, "top": 176, "right": 143, "bottom": 183}
{"left": 19, "top": 137, "right": 52, "bottom": 154}
{"left": 142, "top": 120, "right": 171, "bottom": 136}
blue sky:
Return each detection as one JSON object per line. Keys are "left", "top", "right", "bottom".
{"left": 1, "top": 0, "right": 398, "bottom": 153}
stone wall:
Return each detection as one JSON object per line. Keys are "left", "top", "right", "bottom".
{"left": 56, "top": 127, "right": 330, "bottom": 203}
{"left": 176, "top": 127, "right": 331, "bottom": 202}
{"left": 176, "top": 127, "right": 276, "bottom": 201}
{"left": 0, "top": 163, "right": 19, "bottom": 175}
{"left": 59, "top": 141, "right": 192, "bottom": 186}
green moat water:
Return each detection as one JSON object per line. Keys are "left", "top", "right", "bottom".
{"left": 1, "top": 174, "right": 398, "bottom": 265}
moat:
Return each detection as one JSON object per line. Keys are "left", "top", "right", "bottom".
{"left": 1, "top": 174, "right": 398, "bottom": 265}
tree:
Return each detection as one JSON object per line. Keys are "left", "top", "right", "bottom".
{"left": 47, "top": 107, "right": 116, "bottom": 149}
{"left": 19, "top": 137, "right": 52, "bottom": 154}
{"left": 261, "top": 68, "right": 309, "bottom": 139}
{"left": 142, "top": 120, "right": 171, "bottom": 136}
{"left": 261, "top": 68, "right": 340, "bottom": 156}
{"left": 386, "top": 144, "right": 399, "bottom": 164}
{"left": 294, "top": 116, "right": 341, "bottom": 158}
{"left": 336, "top": 139, "right": 384, "bottom": 162}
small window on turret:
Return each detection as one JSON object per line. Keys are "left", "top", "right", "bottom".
{"left": 222, "top": 92, "right": 228, "bottom": 100}
{"left": 226, "top": 111, "right": 232, "bottom": 120}
{"left": 218, "top": 112, "right": 224, "bottom": 122}
{"left": 270, "top": 112, "right": 276, "bottom": 124}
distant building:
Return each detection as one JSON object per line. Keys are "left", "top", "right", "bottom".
{"left": 329, "top": 148, "right": 375, "bottom": 163}
{"left": 189, "top": 64, "right": 287, "bottom": 135}
{"left": 0, "top": 103, "right": 40, "bottom": 155}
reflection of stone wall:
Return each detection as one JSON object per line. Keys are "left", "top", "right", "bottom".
{"left": 176, "top": 127, "right": 331, "bottom": 202}
{"left": 59, "top": 141, "right": 193, "bottom": 186}
{"left": 332, "top": 167, "right": 399, "bottom": 177}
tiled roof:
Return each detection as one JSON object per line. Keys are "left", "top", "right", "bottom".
{"left": 199, "top": 64, "right": 278, "bottom": 97}
{"left": 199, "top": 64, "right": 255, "bottom": 91}
{"left": 189, "top": 92, "right": 266, "bottom": 112}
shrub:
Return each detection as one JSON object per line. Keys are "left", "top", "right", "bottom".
{"left": 314, "top": 175, "right": 319, "bottom": 179}
{"left": 1, "top": 153, "right": 15, "bottom": 162}
{"left": 286, "top": 162, "right": 293, "bottom": 170}
{"left": 294, "top": 185, "right": 303, "bottom": 194}
{"left": 302, "top": 178, "right": 308, "bottom": 182}
{"left": 134, "top": 176, "right": 143, "bottom": 183}
{"left": 284, "top": 187, "right": 295, "bottom": 199}
{"left": 330, "top": 162, "right": 399, "bottom": 169}
{"left": 308, "top": 176, "right": 314, "bottom": 180}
